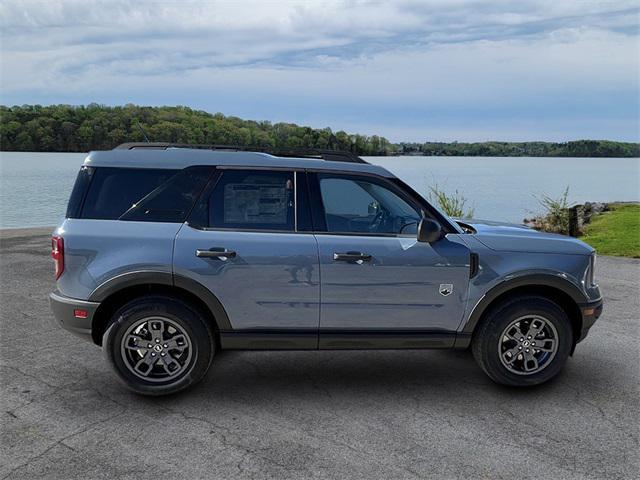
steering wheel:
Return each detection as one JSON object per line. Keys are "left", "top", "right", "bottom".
{"left": 369, "top": 209, "right": 389, "bottom": 232}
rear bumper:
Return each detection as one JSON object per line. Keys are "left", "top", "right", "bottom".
{"left": 577, "top": 297, "right": 603, "bottom": 343}
{"left": 49, "top": 291, "right": 99, "bottom": 342}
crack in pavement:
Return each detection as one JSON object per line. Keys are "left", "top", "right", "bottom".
{"left": 1, "top": 410, "right": 127, "bottom": 480}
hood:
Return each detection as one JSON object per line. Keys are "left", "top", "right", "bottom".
{"left": 454, "top": 218, "right": 594, "bottom": 255}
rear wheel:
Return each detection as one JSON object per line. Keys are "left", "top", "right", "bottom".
{"left": 472, "top": 296, "right": 573, "bottom": 386}
{"left": 103, "top": 295, "right": 214, "bottom": 395}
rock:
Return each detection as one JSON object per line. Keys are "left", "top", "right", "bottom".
{"left": 526, "top": 202, "right": 611, "bottom": 237}
{"left": 569, "top": 202, "right": 609, "bottom": 236}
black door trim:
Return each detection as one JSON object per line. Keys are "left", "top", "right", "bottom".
{"left": 319, "top": 329, "right": 456, "bottom": 349}
{"left": 219, "top": 329, "right": 318, "bottom": 349}
{"left": 219, "top": 328, "right": 459, "bottom": 350}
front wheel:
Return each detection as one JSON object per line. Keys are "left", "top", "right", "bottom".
{"left": 103, "top": 295, "right": 215, "bottom": 396}
{"left": 472, "top": 296, "right": 573, "bottom": 387}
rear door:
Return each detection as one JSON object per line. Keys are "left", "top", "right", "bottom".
{"left": 173, "top": 168, "right": 319, "bottom": 347}
{"left": 309, "top": 172, "right": 471, "bottom": 347}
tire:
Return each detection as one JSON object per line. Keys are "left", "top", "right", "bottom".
{"left": 103, "top": 295, "right": 215, "bottom": 396}
{"left": 472, "top": 295, "right": 573, "bottom": 387}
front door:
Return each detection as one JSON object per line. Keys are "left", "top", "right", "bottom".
{"left": 173, "top": 169, "right": 319, "bottom": 347}
{"left": 311, "top": 173, "right": 470, "bottom": 347}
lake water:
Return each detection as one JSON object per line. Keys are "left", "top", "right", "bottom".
{"left": 0, "top": 152, "right": 638, "bottom": 229}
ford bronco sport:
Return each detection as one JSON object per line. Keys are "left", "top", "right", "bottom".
{"left": 50, "top": 144, "right": 603, "bottom": 395}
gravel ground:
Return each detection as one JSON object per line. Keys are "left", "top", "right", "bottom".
{"left": 1, "top": 228, "right": 638, "bottom": 480}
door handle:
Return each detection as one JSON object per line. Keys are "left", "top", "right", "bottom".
{"left": 333, "top": 251, "right": 372, "bottom": 264}
{"left": 196, "top": 248, "right": 237, "bottom": 260}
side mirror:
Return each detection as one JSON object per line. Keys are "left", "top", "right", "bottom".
{"left": 417, "top": 218, "right": 443, "bottom": 243}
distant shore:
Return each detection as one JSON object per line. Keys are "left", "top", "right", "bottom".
{"left": 2, "top": 104, "right": 639, "bottom": 157}
{"left": 2, "top": 150, "right": 639, "bottom": 159}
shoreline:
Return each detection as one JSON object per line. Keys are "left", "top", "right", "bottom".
{"left": 2, "top": 150, "right": 640, "bottom": 159}
{"left": 0, "top": 226, "right": 55, "bottom": 239}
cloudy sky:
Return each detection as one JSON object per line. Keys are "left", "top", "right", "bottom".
{"left": 1, "top": 0, "right": 638, "bottom": 142}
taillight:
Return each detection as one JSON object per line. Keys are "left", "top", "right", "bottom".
{"left": 51, "top": 236, "right": 64, "bottom": 279}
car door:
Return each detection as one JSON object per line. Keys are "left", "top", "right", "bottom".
{"left": 310, "top": 172, "right": 471, "bottom": 348}
{"left": 173, "top": 168, "right": 319, "bottom": 348}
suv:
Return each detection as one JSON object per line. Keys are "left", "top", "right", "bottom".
{"left": 50, "top": 144, "right": 602, "bottom": 395}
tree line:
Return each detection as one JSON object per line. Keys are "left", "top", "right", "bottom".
{"left": 397, "top": 140, "right": 640, "bottom": 158}
{"left": 0, "top": 104, "right": 392, "bottom": 155}
{"left": 1, "top": 104, "right": 638, "bottom": 157}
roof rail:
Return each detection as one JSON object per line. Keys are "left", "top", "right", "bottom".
{"left": 114, "top": 142, "right": 367, "bottom": 164}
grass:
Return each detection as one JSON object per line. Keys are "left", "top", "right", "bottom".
{"left": 428, "top": 183, "right": 474, "bottom": 218}
{"left": 580, "top": 204, "right": 640, "bottom": 258}
{"left": 533, "top": 186, "right": 570, "bottom": 235}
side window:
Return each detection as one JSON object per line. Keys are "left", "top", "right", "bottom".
{"left": 208, "top": 170, "right": 295, "bottom": 231}
{"left": 319, "top": 175, "right": 421, "bottom": 235}
{"left": 81, "top": 168, "right": 177, "bottom": 220}
{"left": 120, "top": 166, "right": 213, "bottom": 223}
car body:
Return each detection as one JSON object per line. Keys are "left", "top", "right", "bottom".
{"left": 50, "top": 144, "right": 603, "bottom": 395}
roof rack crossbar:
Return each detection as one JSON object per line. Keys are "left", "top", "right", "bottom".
{"left": 115, "top": 142, "right": 367, "bottom": 164}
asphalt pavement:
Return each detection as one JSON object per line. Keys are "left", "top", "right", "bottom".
{"left": 1, "top": 227, "right": 638, "bottom": 479}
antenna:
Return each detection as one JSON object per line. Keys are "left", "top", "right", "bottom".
{"left": 136, "top": 122, "right": 150, "bottom": 143}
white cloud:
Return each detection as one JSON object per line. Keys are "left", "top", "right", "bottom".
{"left": 1, "top": 0, "right": 638, "bottom": 141}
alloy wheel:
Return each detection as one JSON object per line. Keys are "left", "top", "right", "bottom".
{"left": 498, "top": 315, "right": 559, "bottom": 375}
{"left": 120, "top": 316, "right": 193, "bottom": 382}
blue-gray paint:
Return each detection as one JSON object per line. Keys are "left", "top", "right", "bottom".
{"left": 55, "top": 219, "right": 179, "bottom": 300}
{"left": 316, "top": 234, "right": 470, "bottom": 331}
{"left": 173, "top": 226, "right": 320, "bottom": 330}
{"left": 51, "top": 148, "right": 602, "bottom": 343}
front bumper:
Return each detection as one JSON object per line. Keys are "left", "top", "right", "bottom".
{"left": 576, "top": 297, "right": 603, "bottom": 344}
{"left": 49, "top": 291, "right": 100, "bottom": 342}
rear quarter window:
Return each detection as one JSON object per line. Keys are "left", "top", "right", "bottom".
{"left": 66, "top": 166, "right": 94, "bottom": 218}
{"left": 80, "top": 168, "right": 178, "bottom": 220}
{"left": 120, "top": 167, "right": 213, "bottom": 223}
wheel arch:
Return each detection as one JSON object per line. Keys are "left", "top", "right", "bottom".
{"left": 462, "top": 275, "right": 585, "bottom": 352}
{"left": 89, "top": 271, "right": 231, "bottom": 346}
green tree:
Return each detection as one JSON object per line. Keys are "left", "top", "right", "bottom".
{"left": 0, "top": 104, "right": 638, "bottom": 157}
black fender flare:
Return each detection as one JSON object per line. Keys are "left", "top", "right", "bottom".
{"left": 89, "top": 270, "right": 232, "bottom": 330}
{"left": 461, "top": 273, "right": 587, "bottom": 336}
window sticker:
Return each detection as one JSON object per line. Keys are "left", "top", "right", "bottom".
{"left": 223, "top": 183, "right": 289, "bottom": 224}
